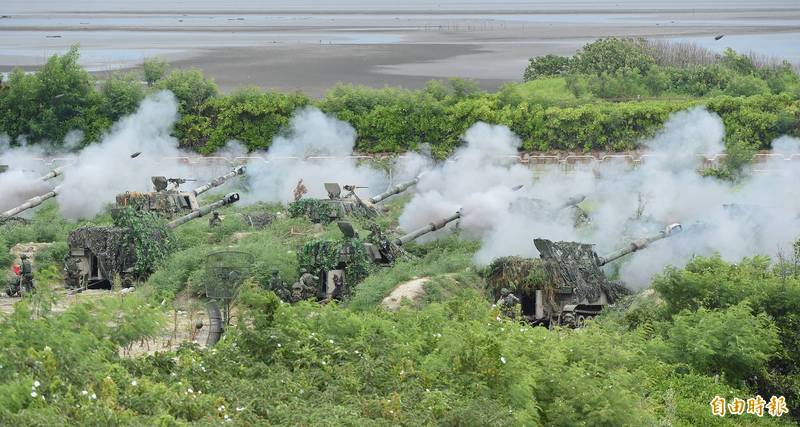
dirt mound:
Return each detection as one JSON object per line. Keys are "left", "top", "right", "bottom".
{"left": 381, "top": 277, "right": 429, "bottom": 311}
{"left": 9, "top": 242, "right": 55, "bottom": 261}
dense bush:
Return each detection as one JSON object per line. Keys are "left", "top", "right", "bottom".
{"left": 523, "top": 54, "right": 573, "bottom": 81}
{"left": 0, "top": 46, "right": 106, "bottom": 145}
{"left": 1, "top": 45, "right": 799, "bottom": 158}
{"left": 529, "top": 38, "right": 800, "bottom": 101}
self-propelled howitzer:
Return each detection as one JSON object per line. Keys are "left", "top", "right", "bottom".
{"left": 297, "top": 210, "right": 462, "bottom": 302}
{"left": 115, "top": 166, "right": 246, "bottom": 217}
{"left": 487, "top": 223, "right": 683, "bottom": 327}
{"left": 67, "top": 192, "right": 241, "bottom": 288}
{"left": 290, "top": 175, "right": 422, "bottom": 223}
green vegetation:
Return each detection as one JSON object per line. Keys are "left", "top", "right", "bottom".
{"left": 2, "top": 43, "right": 798, "bottom": 158}
{"left": 0, "top": 193, "right": 798, "bottom": 424}
{"left": 1, "top": 39, "right": 800, "bottom": 424}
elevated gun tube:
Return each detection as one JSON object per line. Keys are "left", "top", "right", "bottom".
{"left": 1, "top": 186, "right": 60, "bottom": 219}
{"left": 167, "top": 192, "right": 240, "bottom": 229}
{"left": 393, "top": 211, "right": 461, "bottom": 246}
{"left": 192, "top": 165, "right": 246, "bottom": 197}
{"left": 38, "top": 166, "right": 66, "bottom": 182}
{"left": 369, "top": 175, "right": 420, "bottom": 204}
{"left": 597, "top": 223, "right": 682, "bottom": 266}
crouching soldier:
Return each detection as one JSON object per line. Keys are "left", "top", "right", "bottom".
{"left": 496, "top": 288, "right": 520, "bottom": 319}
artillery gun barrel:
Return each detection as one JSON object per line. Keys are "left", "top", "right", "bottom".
{"left": 167, "top": 192, "right": 240, "bottom": 229}
{"left": 1, "top": 186, "right": 60, "bottom": 219}
{"left": 597, "top": 223, "right": 682, "bottom": 266}
{"left": 38, "top": 166, "right": 66, "bottom": 182}
{"left": 393, "top": 211, "right": 461, "bottom": 246}
{"left": 192, "top": 166, "right": 246, "bottom": 197}
{"left": 369, "top": 175, "right": 420, "bottom": 204}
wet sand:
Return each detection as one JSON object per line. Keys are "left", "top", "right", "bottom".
{"left": 2, "top": 1, "right": 799, "bottom": 96}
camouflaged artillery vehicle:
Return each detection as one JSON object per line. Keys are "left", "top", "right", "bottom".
{"left": 114, "top": 165, "right": 245, "bottom": 218}
{"left": 486, "top": 223, "right": 682, "bottom": 327}
{"left": 289, "top": 175, "right": 422, "bottom": 224}
{"left": 66, "top": 192, "right": 241, "bottom": 289}
{"left": 296, "top": 210, "right": 461, "bottom": 301}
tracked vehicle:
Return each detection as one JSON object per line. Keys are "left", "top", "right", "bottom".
{"left": 67, "top": 192, "right": 241, "bottom": 288}
{"left": 297, "top": 210, "right": 461, "bottom": 300}
{"left": 487, "top": 223, "right": 683, "bottom": 327}
{"left": 115, "top": 165, "right": 245, "bottom": 218}
{"left": 289, "top": 175, "right": 421, "bottom": 223}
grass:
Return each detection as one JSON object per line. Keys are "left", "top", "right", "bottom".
{"left": 500, "top": 77, "right": 588, "bottom": 106}
{"left": 347, "top": 236, "right": 481, "bottom": 311}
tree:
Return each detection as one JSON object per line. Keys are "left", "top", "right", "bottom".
{"left": 100, "top": 73, "right": 145, "bottom": 121}
{"left": 142, "top": 58, "right": 168, "bottom": 86}
{"left": 155, "top": 69, "right": 219, "bottom": 114}
{"left": 0, "top": 46, "right": 104, "bottom": 145}
{"left": 523, "top": 55, "right": 572, "bottom": 81}
{"left": 572, "top": 38, "right": 654, "bottom": 75}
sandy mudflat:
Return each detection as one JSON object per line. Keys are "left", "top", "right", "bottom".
{"left": 2, "top": 1, "right": 799, "bottom": 95}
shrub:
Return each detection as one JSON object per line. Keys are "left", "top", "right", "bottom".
{"left": 523, "top": 54, "right": 572, "bottom": 81}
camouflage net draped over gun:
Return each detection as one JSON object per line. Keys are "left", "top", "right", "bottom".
{"left": 534, "top": 239, "right": 630, "bottom": 304}
{"left": 288, "top": 199, "right": 339, "bottom": 224}
{"left": 68, "top": 227, "right": 126, "bottom": 279}
{"left": 114, "top": 208, "right": 175, "bottom": 277}
{"left": 297, "top": 237, "right": 374, "bottom": 295}
{"left": 485, "top": 257, "right": 547, "bottom": 295}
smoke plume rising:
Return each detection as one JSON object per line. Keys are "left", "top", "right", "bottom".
{"left": 399, "top": 107, "right": 800, "bottom": 289}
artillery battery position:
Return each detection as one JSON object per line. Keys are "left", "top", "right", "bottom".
{"left": 67, "top": 192, "right": 241, "bottom": 289}
{"left": 487, "top": 223, "right": 682, "bottom": 327}
{"left": 115, "top": 165, "right": 245, "bottom": 218}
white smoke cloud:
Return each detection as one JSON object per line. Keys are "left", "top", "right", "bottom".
{"left": 56, "top": 91, "right": 199, "bottom": 219}
{"left": 244, "top": 107, "right": 392, "bottom": 204}
{"left": 398, "top": 107, "right": 800, "bottom": 290}
{"left": 0, "top": 134, "right": 68, "bottom": 212}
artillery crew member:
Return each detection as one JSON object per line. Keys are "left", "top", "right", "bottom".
{"left": 209, "top": 211, "right": 222, "bottom": 227}
{"left": 290, "top": 268, "right": 319, "bottom": 302}
{"left": 63, "top": 255, "right": 81, "bottom": 289}
{"left": 20, "top": 254, "right": 34, "bottom": 294}
{"left": 496, "top": 288, "right": 520, "bottom": 319}
{"left": 269, "top": 269, "right": 290, "bottom": 301}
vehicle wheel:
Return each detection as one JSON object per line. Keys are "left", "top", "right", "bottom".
{"left": 576, "top": 315, "right": 586, "bottom": 327}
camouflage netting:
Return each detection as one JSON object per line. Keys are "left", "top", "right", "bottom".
{"left": 485, "top": 256, "right": 547, "bottom": 295}
{"left": 68, "top": 227, "right": 128, "bottom": 278}
{"left": 288, "top": 197, "right": 376, "bottom": 224}
{"left": 534, "top": 239, "right": 631, "bottom": 304}
{"left": 297, "top": 237, "right": 374, "bottom": 295}
{"left": 288, "top": 198, "right": 339, "bottom": 224}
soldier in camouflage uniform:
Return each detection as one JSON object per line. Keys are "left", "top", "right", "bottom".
{"left": 208, "top": 211, "right": 222, "bottom": 227}
{"left": 20, "top": 254, "right": 34, "bottom": 294}
{"left": 290, "top": 268, "right": 319, "bottom": 302}
{"left": 496, "top": 288, "right": 520, "bottom": 319}
{"left": 63, "top": 255, "right": 82, "bottom": 289}
{"left": 269, "top": 269, "right": 290, "bottom": 301}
